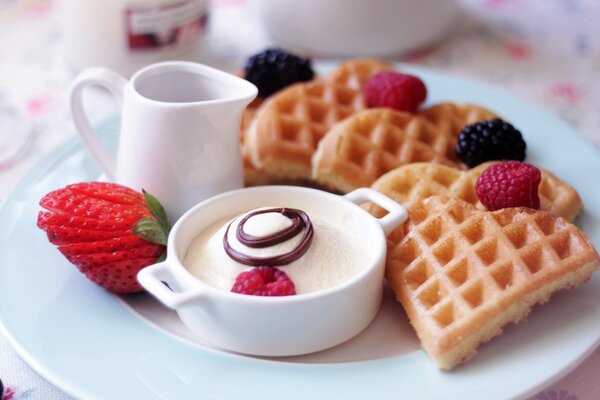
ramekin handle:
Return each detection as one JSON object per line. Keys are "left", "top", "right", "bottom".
{"left": 137, "top": 261, "right": 205, "bottom": 309}
{"left": 344, "top": 188, "right": 408, "bottom": 236}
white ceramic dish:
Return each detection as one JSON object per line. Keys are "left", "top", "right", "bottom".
{"left": 0, "top": 63, "right": 600, "bottom": 400}
{"left": 251, "top": 0, "right": 458, "bottom": 57}
{"left": 138, "top": 186, "right": 407, "bottom": 356}
{"left": 71, "top": 61, "right": 257, "bottom": 221}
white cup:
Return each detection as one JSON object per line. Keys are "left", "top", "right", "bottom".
{"left": 70, "top": 61, "right": 258, "bottom": 221}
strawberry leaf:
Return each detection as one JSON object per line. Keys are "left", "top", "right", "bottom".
{"left": 132, "top": 217, "right": 168, "bottom": 246}
{"left": 142, "top": 189, "right": 170, "bottom": 233}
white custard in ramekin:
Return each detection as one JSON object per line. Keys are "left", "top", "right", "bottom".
{"left": 183, "top": 209, "right": 369, "bottom": 294}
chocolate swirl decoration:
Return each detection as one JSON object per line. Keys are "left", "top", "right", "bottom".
{"left": 223, "top": 208, "right": 313, "bottom": 266}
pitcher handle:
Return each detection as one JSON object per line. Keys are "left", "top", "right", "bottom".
{"left": 345, "top": 188, "right": 408, "bottom": 236}
{"left": 70, "top": 67, "right": 128, "bottom": 181}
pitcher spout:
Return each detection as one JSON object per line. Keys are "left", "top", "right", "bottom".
{"left": 130, "top": 61, "right": 258, "bottom": 108}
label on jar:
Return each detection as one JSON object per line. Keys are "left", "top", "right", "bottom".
{"left": 126, "top": 0, "right": 208, "bottom": 51}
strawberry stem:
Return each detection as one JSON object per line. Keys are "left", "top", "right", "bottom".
{"left": 142, "top": 189, "right": 171, "bottom": 233}
{"left": 132, "top": 217, "right": 168, "bottom": 245}
{"left": 132, "top": 189, "right": 171, "bottom": 249}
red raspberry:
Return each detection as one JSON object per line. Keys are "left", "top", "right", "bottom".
{"left": 231, "top": 266, "right": 296, "bottom": 296}
{"left": 475, "top": 161, "right": 541, "bottom": 211}
{"left": 363, "top": 71, "right": 427, "bottom": 113}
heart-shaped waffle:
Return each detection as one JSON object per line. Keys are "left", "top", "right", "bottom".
{"left": 385, "top": 196, "right": 599, "bottom": 370}
{"left": 369, "top": 162, "right": 582, "bottom": 221}
{"left": 312, "top": 103, "right": 497, "bottom": 193}
{"left": 245, "top": 59, "right": 394, "bottom": 182}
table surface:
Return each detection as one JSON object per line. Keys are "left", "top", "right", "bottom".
{"left": 1, "top": 0, "right": 600, "bottom": 399}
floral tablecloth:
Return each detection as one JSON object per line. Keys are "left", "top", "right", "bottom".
{"left": 1, "top": 0, "right": 599, "bottom": 399}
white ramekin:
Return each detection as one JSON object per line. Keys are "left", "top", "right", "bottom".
{"left": 137, "top": 186, "right": 407, "bottom": 356}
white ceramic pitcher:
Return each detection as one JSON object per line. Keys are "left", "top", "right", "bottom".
{"left": 70, "top": 61, "right": 258, "bottom": 221}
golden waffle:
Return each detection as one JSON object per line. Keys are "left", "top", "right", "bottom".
{"left": 245, "top": 59, "right": 394, "bottom": 181}
{"left": 242, "top": 122, "right": 280, "bottom": 186}
{"left": 419, "top": 103, "right": 498, "bottom": 139}
{"left": 386, "top": 196, "right": 599, "bottom": 370}
{"left": 238, "top": 62, "right": 295, "bottom": 186}
{"left": 242, "top": 99, "right": 321, "bottom": 186}
{"left": 312, "top": 103, "right": 497, "bottom": 193}
{"left": 242, "top": 98, "right": 318, "bottom": 186}
{"left": 241, "top": 97, "right": 262, "bottom": 134}
{"left": 312, "top": 103, "right": 495, "bottom": 193}
{"left": 241, "top": 98, "right": 279, "bottom": 186}
{"left": 369, "top": 162, "right": 583, "bottom": 221}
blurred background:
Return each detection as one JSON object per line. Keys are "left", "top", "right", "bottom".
{"left": 1, "top": 0, "right": 599, "bottom": 197}
{"left": 0, "top": 0, "right": 599, "bottom": 398}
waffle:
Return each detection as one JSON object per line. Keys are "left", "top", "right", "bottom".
{"left": 241, "top": 98, "right": 279, "bottom": 186}
{"left": 386, "top": 196, "right": 600, "bottom": 370}
{"left": 369, "top": 162, "right": 583, "bottom": 221}
{"left": 245, "top": 59, "right": 394, "bottom": 181}
{"left": 242, "top": 122, "right": 281, "bottom": 186}
{"left": 312, "top": 103, "right": 497, "bottom": 193}
{"left": 241, "top": 97, "right": 262, "bottom": 134}
{"left": 419, "top": 103, "right": 498, "bottom": 139}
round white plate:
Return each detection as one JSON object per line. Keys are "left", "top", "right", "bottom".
{"left": 1, "top": 64, "right": 600, "bottom": 400}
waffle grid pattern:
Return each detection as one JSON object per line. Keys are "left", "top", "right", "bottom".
{"left": 419, "top": 103, "right": 498, "bottom": 141}
{"left": 342, "top": 110, "right": 463, "bottom": 177}
{"left": 248, "top": 60, "right": 393, "bottom": 179}
{"left": 371, "top": 162, "right": 582, "bottom": 221}
{"left": 312, "top": 103, "right": 498, "bottom": 193}
{"left": 272, "top": 81, "right": 362, "bottom": 148}
{"left": 391, "top": 197, "right": 591, "bottom": 332}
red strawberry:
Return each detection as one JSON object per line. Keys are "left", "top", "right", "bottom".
{"left": 37, "top": 182, "right": 170, "bottom": 293}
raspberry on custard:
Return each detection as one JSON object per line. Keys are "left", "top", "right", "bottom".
{"left": 363, "top": 71, "right": 427, "bottom": 113}
{"left": 231, "top": 266, "right": 296, "bottom": 296}
{"left": 475, "top": 161, "right": 541, "bottom": 211}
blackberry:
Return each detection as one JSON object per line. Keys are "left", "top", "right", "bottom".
{"left": 244, "top": 48, "right": 315, "bottom": 97}
{"left": 455, "top": 118, "right": 526, "bottom": 168}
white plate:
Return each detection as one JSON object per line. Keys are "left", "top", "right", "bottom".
{"left": 1, "top": 63, "right": 600, "bottom": 400}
